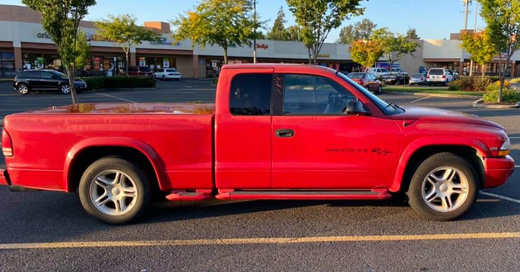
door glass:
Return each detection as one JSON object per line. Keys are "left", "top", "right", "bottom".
{"left": 229, "top": 73, "right": 272, "bottom": 115}
{"left": 283, "top": 74, "right": 355, "bottom": 115}
{"left": 41, "top": 72, "right": 53, "bottom": 79}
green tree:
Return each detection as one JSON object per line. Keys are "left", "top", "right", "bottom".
{"left": 372, "top": 28, "right": 419, "bottom": 69}
{"left": 478, "top": 0, "right": 520, "bottom": 102}
{"left": 287, "top": 0, "right": 365, "bottom": 64}
{"left": 460, "top": 30, "right": 498, "bottom": 76}
{"left": 173, "top": 0, "right": 256, "bottom": 64}
{"left": 406, "top": 28, "right": 420, "bottom": 39}
{"left": 23, "top": 0, "right": 96, "bottom": 104}
{"left": 267, "top": 6, "right": 289, "bottom": 40}
{"left": 75, "top": 30, "right": 91, "bottom": 74}
{"left": 286, "top": 25, "right": 303, "bottom": 41}
{"left": 95, "top": 14, "right": 161, "bottom": 75}
{"left": 350, "top": 39, "right": 383, "bottom": 68}
{"left": 338, "top": 19, "right": 376, "bottom": 44}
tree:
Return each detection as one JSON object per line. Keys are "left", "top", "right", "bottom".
{"left": 460, "top": 30, "right": 498, "bottom": 76}
{"left": 75, "top": 30, "right": 91, "bottom": 75}
{"left": 23, "top": 0, "right": 96, "bottom": 104}
{"left": 96, "top": 14, "right": 161, "bottom": 75}
{"left": 350, "top": 39, "right": 383, "bottom": 68}
{"left": 286, "top": 25, "right": 303, "bottom": 41}
{"left": 406, "top": 28, "right": 420, "bottom": 39}
{"left": 372, "top": 28, "right": 419, "bottom": 69}
{"left": 337, "top": 19, "right": 376, "bottom": 44}
{"left": 173, "top": 0, "right": 256, "bottom": 64}
{"left": 287, "top": 0, "right": 365, "bottom": 64}
{"left": 267, "top": 6, "right": 289, "bottom": 40}
{"left": 478, "top": 0, "right": 520, "bottom": 102}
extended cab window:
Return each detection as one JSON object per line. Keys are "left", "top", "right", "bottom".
{"left": 283, "top": 74, "right": 355, "bottom": 115}
{"left": 229, "top": 73, "right": 272, "bottom": 115}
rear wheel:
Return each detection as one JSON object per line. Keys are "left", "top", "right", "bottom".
{"left": 407, "top": 153, "right": 478, "bottom": 221}
{"left": 17, "top": 83, "right": 30, "bottom": 95}
{"left": 78, "top": 157, "right": 151, "bottom": 224}
{"left": 377, "top": 85, "right": 382, "bottom": 94}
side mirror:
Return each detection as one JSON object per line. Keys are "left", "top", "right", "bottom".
{"left": 345, "top": 100, "right": 371, "bottom": 116}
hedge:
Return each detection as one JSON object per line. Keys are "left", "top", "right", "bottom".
{"left": 79, "top": 76, "right": 155, "bottom": 90}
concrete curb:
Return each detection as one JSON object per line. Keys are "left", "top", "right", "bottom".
{"left": 472, "top": 98, "right": 520, "bottom": 109}
{"left": 384, "top": 91, "right": 482, "bottom": 99}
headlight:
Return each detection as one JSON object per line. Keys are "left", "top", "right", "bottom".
{"left": 498, "top": 136, "right": 510, "bottom": 157}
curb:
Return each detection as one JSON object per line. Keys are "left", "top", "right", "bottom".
{"left": 384, "top": 91, "right": 482, "bottom": 99}
{"left": 472, "top": 99, "right": 520, "bottom": 109}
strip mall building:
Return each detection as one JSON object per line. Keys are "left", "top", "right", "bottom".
{"left": 1, "top": 4, "right": 519, "bottom": 78}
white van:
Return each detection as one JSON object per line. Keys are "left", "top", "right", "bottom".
{"left": 365, "top": 67, "right": 389, "bottom": 78}
{"left": 426, "top": 68, "right": 453, "bottom": 86}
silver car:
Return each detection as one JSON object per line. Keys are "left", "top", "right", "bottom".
{"left": 409, "top": 73, "right": 426, "bottom": 85}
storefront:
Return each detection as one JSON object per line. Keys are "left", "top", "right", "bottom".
{"left": 0, "top": 52, "right": 16, "bottom": 77}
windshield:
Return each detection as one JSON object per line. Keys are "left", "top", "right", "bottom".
{"left": 166, "top": 69, "right": 177, "bottom": 73}
{"left": 347, "top": 72, "right": 364, "bottom": 79}
{"left": 52, "top": 71, "right": 68, "bottom": 79}
{"left": 140, "top": 67, "right": 151, "bottom": 72}
{"left": 337, "top": 72, "right": 403, "bottom": 115}
{"left": 381, "top": 69, "right": 389, "bottom": 73}
{"left": 412, "top": 73, "right": 424, "bottom": 77}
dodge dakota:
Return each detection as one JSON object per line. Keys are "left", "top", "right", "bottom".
{"left": 0, "top": 64, "right": 515, "bottom": 224}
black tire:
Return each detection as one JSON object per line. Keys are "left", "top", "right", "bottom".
{"left": 162, "top": 75, "right": 165, "bottom": 81}
{"left": 59, "top": 83, "right": 70, "bottom": 94}
{"left": 407, "top": 152, "right": 478, "bottom": 221}
{"left": 377, "top": 84, "right": 382, "bottom": 94}
{"left": 17, "top": 83, "right": 30, "bottom": 95}
{"left": 78, "top": 157, "right": 151, "bottom": 225}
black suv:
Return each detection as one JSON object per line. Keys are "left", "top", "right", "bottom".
{"left": 13, "top": 70, "right": 87, "bottom": 95}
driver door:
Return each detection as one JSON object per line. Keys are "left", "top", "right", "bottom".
{"left": 271, "top": 73, "right": 401, "bottom": 189}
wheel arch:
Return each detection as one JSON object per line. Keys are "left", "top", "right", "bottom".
{"left": 390, "top": 139, "right": 488, "bottom": 193}
{"left": 64, "top": 137, "right": 167, "bottom": 193}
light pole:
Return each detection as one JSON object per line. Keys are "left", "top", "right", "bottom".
{"left": 253, "top": 0, "right": 257, "bottom": 63}
{"left": 462, "top": 0, "right": 472, "bottom": 76}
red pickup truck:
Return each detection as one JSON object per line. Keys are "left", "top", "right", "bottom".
{"left": 0, "top": 64, "right": 515, "bottom": 224}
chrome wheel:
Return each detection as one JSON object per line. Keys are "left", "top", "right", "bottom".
{"left": 61, "top": 84, "right": 70, "bottom": 94}
{"left": 421, "top": 167, "right": 469, "bottom": 213}
{"left": 18, "top": 84, "right": 29, "bottom": 95}
{"left": 89, "top": 170, "right": 138, "bottom": 216}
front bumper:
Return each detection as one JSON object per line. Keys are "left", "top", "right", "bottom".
{"left": 0, "top": 169, "right": 10, "bottom": 186}
{"left": 483, "top": 155, "right": 515, "bottom": 188}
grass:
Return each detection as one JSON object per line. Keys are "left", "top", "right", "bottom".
{"left": 383, "top": 86, "right": 485, "bottom": 97}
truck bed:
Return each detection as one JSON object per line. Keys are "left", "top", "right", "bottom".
{"left": 4, "top": 103, "right": 215, "bottom": 191}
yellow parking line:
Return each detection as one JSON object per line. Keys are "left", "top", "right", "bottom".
{"left": 1, "top": 232, "right": 519, "bottom": 250}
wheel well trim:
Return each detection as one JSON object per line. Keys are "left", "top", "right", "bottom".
{"left": 390, "top": 137, "right": 489, "bottom": 192}
{"left": 63, "top": 137, "right": 165, "bottom": 192}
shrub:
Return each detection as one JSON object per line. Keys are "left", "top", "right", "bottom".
{"left": 483, "top": 84, "right": 520, "bottom": 103}
{"left": 492, "top": 80, "right": 510, "bottom": 88}
{"left": 510, "top": 77, "right": 520, "bottom": 84}
{"left": 79, "top": 76, "right": 155, "bottom": 90}
{"left": 488, "top": 76, "right": 500, "bottom": 82}
{"left": 449, "top": 76, "right": 491, "bottom": 92}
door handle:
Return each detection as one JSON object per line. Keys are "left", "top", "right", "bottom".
{"left": 276, "top": 129, "right": 295, "bottom": 138}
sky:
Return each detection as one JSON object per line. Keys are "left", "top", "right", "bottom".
{"left": 2, "top": 0, "right": 486, "bottom": 42}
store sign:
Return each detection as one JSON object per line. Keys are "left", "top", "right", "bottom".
{"left": 318, "top": 54, "right": 330, "bottom": 58}
{"left": 163, "top": 60, "right": 170, "bottom": 68}
{"left": 256, "top": 43, "right": 269, "bottom": 50}
{"left": 150, "top": 37, "right": 182, "bottom": 46}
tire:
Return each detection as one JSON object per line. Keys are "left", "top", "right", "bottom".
{"left": 376, "top": 85, "right": 382, "bottom": 94}
{"left": 78, "top": 157, "right": 151, "bottom": 225}
{"left": 407, "top": 152, "right": 478, "bottom": 221}
{"left": 17, "top": 83, "right": 30, "bottom": 95}
{"left": 60, "top": 84, "right": 71, "bottom": 94}
{"left": 162, "top": 75, "right": 165, "bottom": 81}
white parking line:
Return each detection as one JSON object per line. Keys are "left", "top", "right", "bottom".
{"left": 96, "top": 93, "right": 136, "bottom": 103}
{"left": 410, "top": 96, "right": 431, "bottom": 103}
{"left": 481, "top": 191, "right": 520, "bottom": 205}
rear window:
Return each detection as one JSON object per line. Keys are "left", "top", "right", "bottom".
{"left": 139, "top": 67, "right": 150, "bottom": 72}
{"left": 230, "top": 73, "right": 272, "bottom": 115}
{"left": 166, "top": 69, "right": 177, "bottom": 73}
{"left": 347, "top": 73, "right": 364, "bottom": 79}
{"left": 412, "top": 73, "right": 424, "bottom": 77}
{"left": 428, "top": 69, "right": 444, "bottom": 75}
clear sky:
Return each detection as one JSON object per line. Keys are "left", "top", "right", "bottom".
{"left": 2, "top": 0, "right": 486, "bottom": 42}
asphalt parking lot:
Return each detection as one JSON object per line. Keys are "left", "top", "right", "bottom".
{"left": 0, "top": 80, "right": 519, "bottom": 271}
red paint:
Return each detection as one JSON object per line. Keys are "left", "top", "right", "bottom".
{"left": 0, "top": 64, "right": 514, "bottom": 205}
{"left": 0, "top": 169, "right": 8, "bottom": 185}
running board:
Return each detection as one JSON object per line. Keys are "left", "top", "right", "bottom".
{"left": 215, "top": 189, "right": 391, "bottom": 200}
{"left": 166, "top": 190, "right": 213, "bottom": 201}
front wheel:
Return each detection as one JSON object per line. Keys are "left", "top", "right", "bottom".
{"left": 60, "top": 84, "right": 70, "bottom": 94}
{"left": 78, "top": 157, "right": 151, "bottom": 224}
{"left": 376, "top": 85, "right": 382, "bottom": 94}
{"left": 17, "top": 83, "right": 30, "bottom": 95}
{"left": 407, "top": 152, "right": 478, "bottom": 221}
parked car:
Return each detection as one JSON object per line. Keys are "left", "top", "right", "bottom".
{"left": 154, "top": 68, "right": 182, "bottom": 81}
{"left": 409, "top": 73, "right": 427, "bottom": 85}
{"left": 381, "top": 73, "right": 399, "bottom": 85}
{"left": 426, "top": 68, "right": 453, "bottom": 86}
{"left": 128, "top": 66, "right": 153, "bottom": 77}
{"left": 390, "top": 68, "right": 408, "bottom": 84}
{"left": 1, "top": 64, "right": 514, "bottom": 224}
{"left": 13, "top": 70, "right": 87, "bottom": 95}
{"left": 364, "top": 67, "right": 390, "bottom": 79}
{"left": 347, "top": 72, "right": 382, "bottom": 94}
